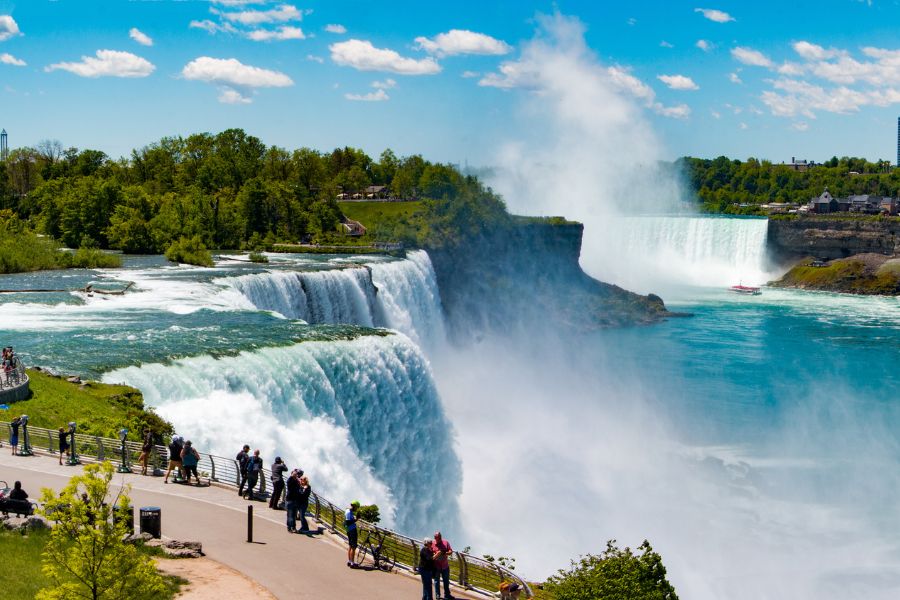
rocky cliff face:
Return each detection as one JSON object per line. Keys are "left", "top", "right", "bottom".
{"left": 768, "top": 218, "right": 900, "bottom": 260}
{"left": 425, "top": 220, "right": 672, "bottom": 341}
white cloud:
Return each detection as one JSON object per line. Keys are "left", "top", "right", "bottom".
{"left": 695, "top": 8, "right": 735, "bottom": 22}
{"left": 729, "top": 72, "right": 743, "bottom": 84}
{"left": 731, "top": 46, "right": 773, "bottom": 67}
{"left": 371, "top": 78, "right": 396, "bottom": 89}
{"left": 0, "top": 53, "right": 25, "bottom": 67}
{"left": 793, "top": 41, "right": 841, "bottom": 61}
{"left": 414, "top": 29, "right": 511, "bottom": 57}
{"left": 627, "top": 18, "right": 637, "bottom": 26}
{"left": 218, "top": 87, "right": 252, "bottom": 104}
{"left": 345, "top": 88, "right": 389, "bottom": 102}
{"left": 45, "top": 50, "right": 155, "bottom": 78}
{"left": 129, "top": 27, "right": 153, "bottom": 47}
{"left": 739, "top": 122, "right": 748, "bottom": 129}
{"left": 325, "top": 24, "right": 346, "bottom": 34}
{"left": 792, "top": 121, "right": 809, "bottom": 131}
{"left": 711, "top": 110, "right": 721, "bottom": 119}
{"left": 461, "top": 70, "right": 479, "bottom": 78}
{"left": 182, "top": 56, "right": 293, "bottom": 88}
{"left": 696, "top": 39, "right": 714, "bottom": 52}
{"left": 216, "top": 4, "right": 302, "bottom": 25}
{"left": 657, "top": 74, "right": 699, "bottom": 90}
{"left": 656, "top": 103, "right": 691, "bottom": 118}
{"left": 0, "top": 16, "right": 21, "bottom": 42}
{"left": 306, "top": 54, "right": 324, "bottom": 63}
{"left": 190, "top": 19, "right": 237, "bottom": 35}
{"left": 660, "top": 40, "right": 674, "bottom": 49}
{"left": 330, "top": 39, "right": 441, "bottom": 75}
{"left": 246, "top": 26, "right": 304, "bottom": 41}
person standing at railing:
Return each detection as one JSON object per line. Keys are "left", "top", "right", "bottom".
{"left": 57, "top": 426, "right": 69, "bottom": 465}
{"left": 164, "top": 435, "right": 184, "bottom": 484}
{"left": 139, "top": 428, "right": 153, "bottom": 476}
{"left": 345, "top": 500, "right": 360, "bottom": 568}
{"left": 418, "top": 538, "right": 436, "bottom": 600}
{"left": 244, "top": 449, "right": 263, "bottom": 500}
{"left": 269, "top": 456, "right": 287, "bottom": 509}
{"left": 297, "top": 475, "right": 311, "bottom": 533}
{"left": 433, "top": 531, "right": 454, "bottom": 600}
{"left": 236, "top": 444, "right": 250, "bottom": 497}
{"left": 181, "top": 440, "right": 201, "bottom": 485}
{"left": 285, "top": 469, "right": 301, "bottom": 532}
{"left": 9, "top": 416, "right": 20, "bottom": 455}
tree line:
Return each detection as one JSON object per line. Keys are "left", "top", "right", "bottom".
{"left": 679, "top": 155, "right": 899, "bottom": 214}
{"left": 0, "top": 128, "right": 503, "bottom": 257}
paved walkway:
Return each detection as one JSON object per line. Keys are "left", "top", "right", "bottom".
{"left": 0, "top": 450, "right": 478, "bottom": 600}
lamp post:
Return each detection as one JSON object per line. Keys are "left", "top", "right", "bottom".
{"left": 66, "top": 421, "right": 80, "bottom": 465}
{"left": 19, "top": 414, "right": 33, "bottom": 456}
{"left": 117, "top": 428, "right": 132, "bottom": 473}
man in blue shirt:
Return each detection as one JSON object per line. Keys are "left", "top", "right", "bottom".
{"left": 345, "top": 500, "right": 360, "bottom": 567}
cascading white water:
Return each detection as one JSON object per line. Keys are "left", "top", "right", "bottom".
{"left": 103, "top": 333, "right": 461, "bottom": 535}
{"left": 368, "top": 251, "right": 446, "bottom": 349}
{"left": 219, "top": 251, "right": 446, "bottom": 348}
{"left": 586, "top": 216, "right": 774, "bottom": 294}
{"left": 223, "top": 267, "right": 377, "bottom": 326}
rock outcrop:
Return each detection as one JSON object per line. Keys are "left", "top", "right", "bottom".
{"left": 768, "top": 217, "right": 900, "bottom": 260}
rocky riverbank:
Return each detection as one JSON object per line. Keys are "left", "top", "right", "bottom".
{"left": 770, "top": 253, "right": 900, "bottom": 295}
{"left": 767, "top": 216, "right": 900, "bottom": 260}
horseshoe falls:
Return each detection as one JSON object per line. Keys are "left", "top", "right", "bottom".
{"left": 584, "top": 215, "right": 774, "bottom": 295}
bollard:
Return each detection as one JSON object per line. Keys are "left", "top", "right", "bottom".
{"left": 139, "top": 506, "right": 161, "bottom": 539}
{"left": 247, "top": 505, "right": 253, "bottom": 543}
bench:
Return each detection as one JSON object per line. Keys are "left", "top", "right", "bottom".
{"left": 0, "top": 498, "right": 36, "bottom": 516}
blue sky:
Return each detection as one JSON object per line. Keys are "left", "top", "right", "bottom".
{"left": 1, "top": 0, "right": 899, "bottom": 165}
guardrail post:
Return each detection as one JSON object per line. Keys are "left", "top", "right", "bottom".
{"left": 328, "top": 501, "right": 336, "bottom": 532}
{"left": 233, "top": 460, "right": 240, "bottom": 486}
{"left": 314, "top": 496, "right": 320, "bottom": 521}
{"left": 457, "top": 552, "right": 468, "bottom": 587}
{"left": 208, "top": 455, "right": 217, "bottom": 481}
{"left": 46, "top": 430, "right": 53, "bottom": 453}
{"left": 96, "top": 436, "right": 104, "bottom": 460}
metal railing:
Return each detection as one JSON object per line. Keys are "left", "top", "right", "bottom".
{"left": 0, "top": 421, "right": 531, "bottom": 597}
{"left": 0, "top": 357, "right": 28, "bottom": 391}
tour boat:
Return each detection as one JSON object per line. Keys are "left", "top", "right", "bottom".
{"left": 729, "top": 284, "right": 761, "bottom": 295}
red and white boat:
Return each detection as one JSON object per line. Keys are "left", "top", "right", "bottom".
{"left": 729, "top": 284, "right": 761, "bottom": 295}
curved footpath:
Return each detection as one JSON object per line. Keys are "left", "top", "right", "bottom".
{"left": 0, "top": 450, "right": 479, "bottom": 600}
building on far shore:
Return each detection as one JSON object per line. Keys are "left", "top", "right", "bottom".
{"left": 785, "top": 157, "right": 813, "bottom": 172}
{"left": 804, "top": 188, "right": 898, "bottom": 215}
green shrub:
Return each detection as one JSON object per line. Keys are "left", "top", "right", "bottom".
{"left": 65, "top": 247, "right": 122, "bottom": 269}
{"left": 164, "top": 236, "right": 214, "bottom": 267}
{"left": 357, "top": 504, "right": 381, "bottom": 524}
{"left": 248, "top": 251, "right": 268, "bottom": 263}
{"left": 542, "top": 540, "right": 678, "bottom": 600}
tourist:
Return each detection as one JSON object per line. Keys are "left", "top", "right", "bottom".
{"left": 285, "top": 469, "right": 301, "bottom": 532}
{"left": 269, "top": 456, "right": 287, "bottom": 509}
{"left": 138, "top": 428, "right": 153, "bottom": 476}
{"left": 345, "top": 500, "right": 360, "bottom": 567}
{"left": 236, "top": 444, "right": 250, "bottom": 497}
{"left": 181, "top": 440, "right": 201, "bottom": 485}
{"left": 8, "top": 480, "right": 27, "bottom": 500}
{"left": 499, "top": 582, "right": 523, "bottom": 600}
{"left": 433, "top": 531, "right": 454, "bottom": 600}
{"left": 297, "top": 475, "right": 311, "bottom": 532}
{"left": 418, "top": 538, "right": 435, "bottom": 600}
{"left": 9, "top": 415, "right": 20, "bottom": 455}
{"left": 58, "top": 426, "right": 69, "bottom": 465}
{"left": 164, "top": 435, "right": 184, "bottom": 484}
{"left": 244, "top": 449, "right": 263, "bottom": 500}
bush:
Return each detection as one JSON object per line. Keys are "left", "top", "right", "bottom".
{"left": 64, "top": 247, "right": 122, "bottom": 269}
{"left": 542, "top": 540, "right": 678, "bottom": 600}
{"left": 357, "top": 504, "right": 381, "bottom": 524}
{"left": 248, "top": 251, "right": 268, "bottom": 263}
{"left": 164, "top": 235, "right": 214, "bottom": 267}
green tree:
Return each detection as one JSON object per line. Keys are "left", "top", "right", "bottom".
{"left": 37, "top": 461, "right": 167, "bottom": 600}
{"left": 542, "top": 540, "right": 678, "bottom": 600}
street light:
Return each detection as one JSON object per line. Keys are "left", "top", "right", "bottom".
{"left": 19, "top": 414, "right": 33, "bottom": 456}
{"left": 117, "top": 428, "right": 132, "bottom": 473}
{"left": 66, "top": 422, "right": 80, "bottom": 466}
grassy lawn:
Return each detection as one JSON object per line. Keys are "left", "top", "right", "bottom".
{"left": 0, "top": 529, "right": 185, "bottom": 599}
{"left": 0, "top": 369, "right": 172, "bottom": 441}
{"left": 338, "top": 201, "right": 424, "bottom": 227}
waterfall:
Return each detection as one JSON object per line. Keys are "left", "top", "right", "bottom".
{"left": 219, "top": 250, "right": 446, "bottom": 347}
{"left": 584, "top": 215, "right": 774, "bottom": 293}
{"left": 102, "top": 333, "right": 461, "bottom": 535}
{"left": 222, "top": 267, "right": 378, "bottom": 326}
